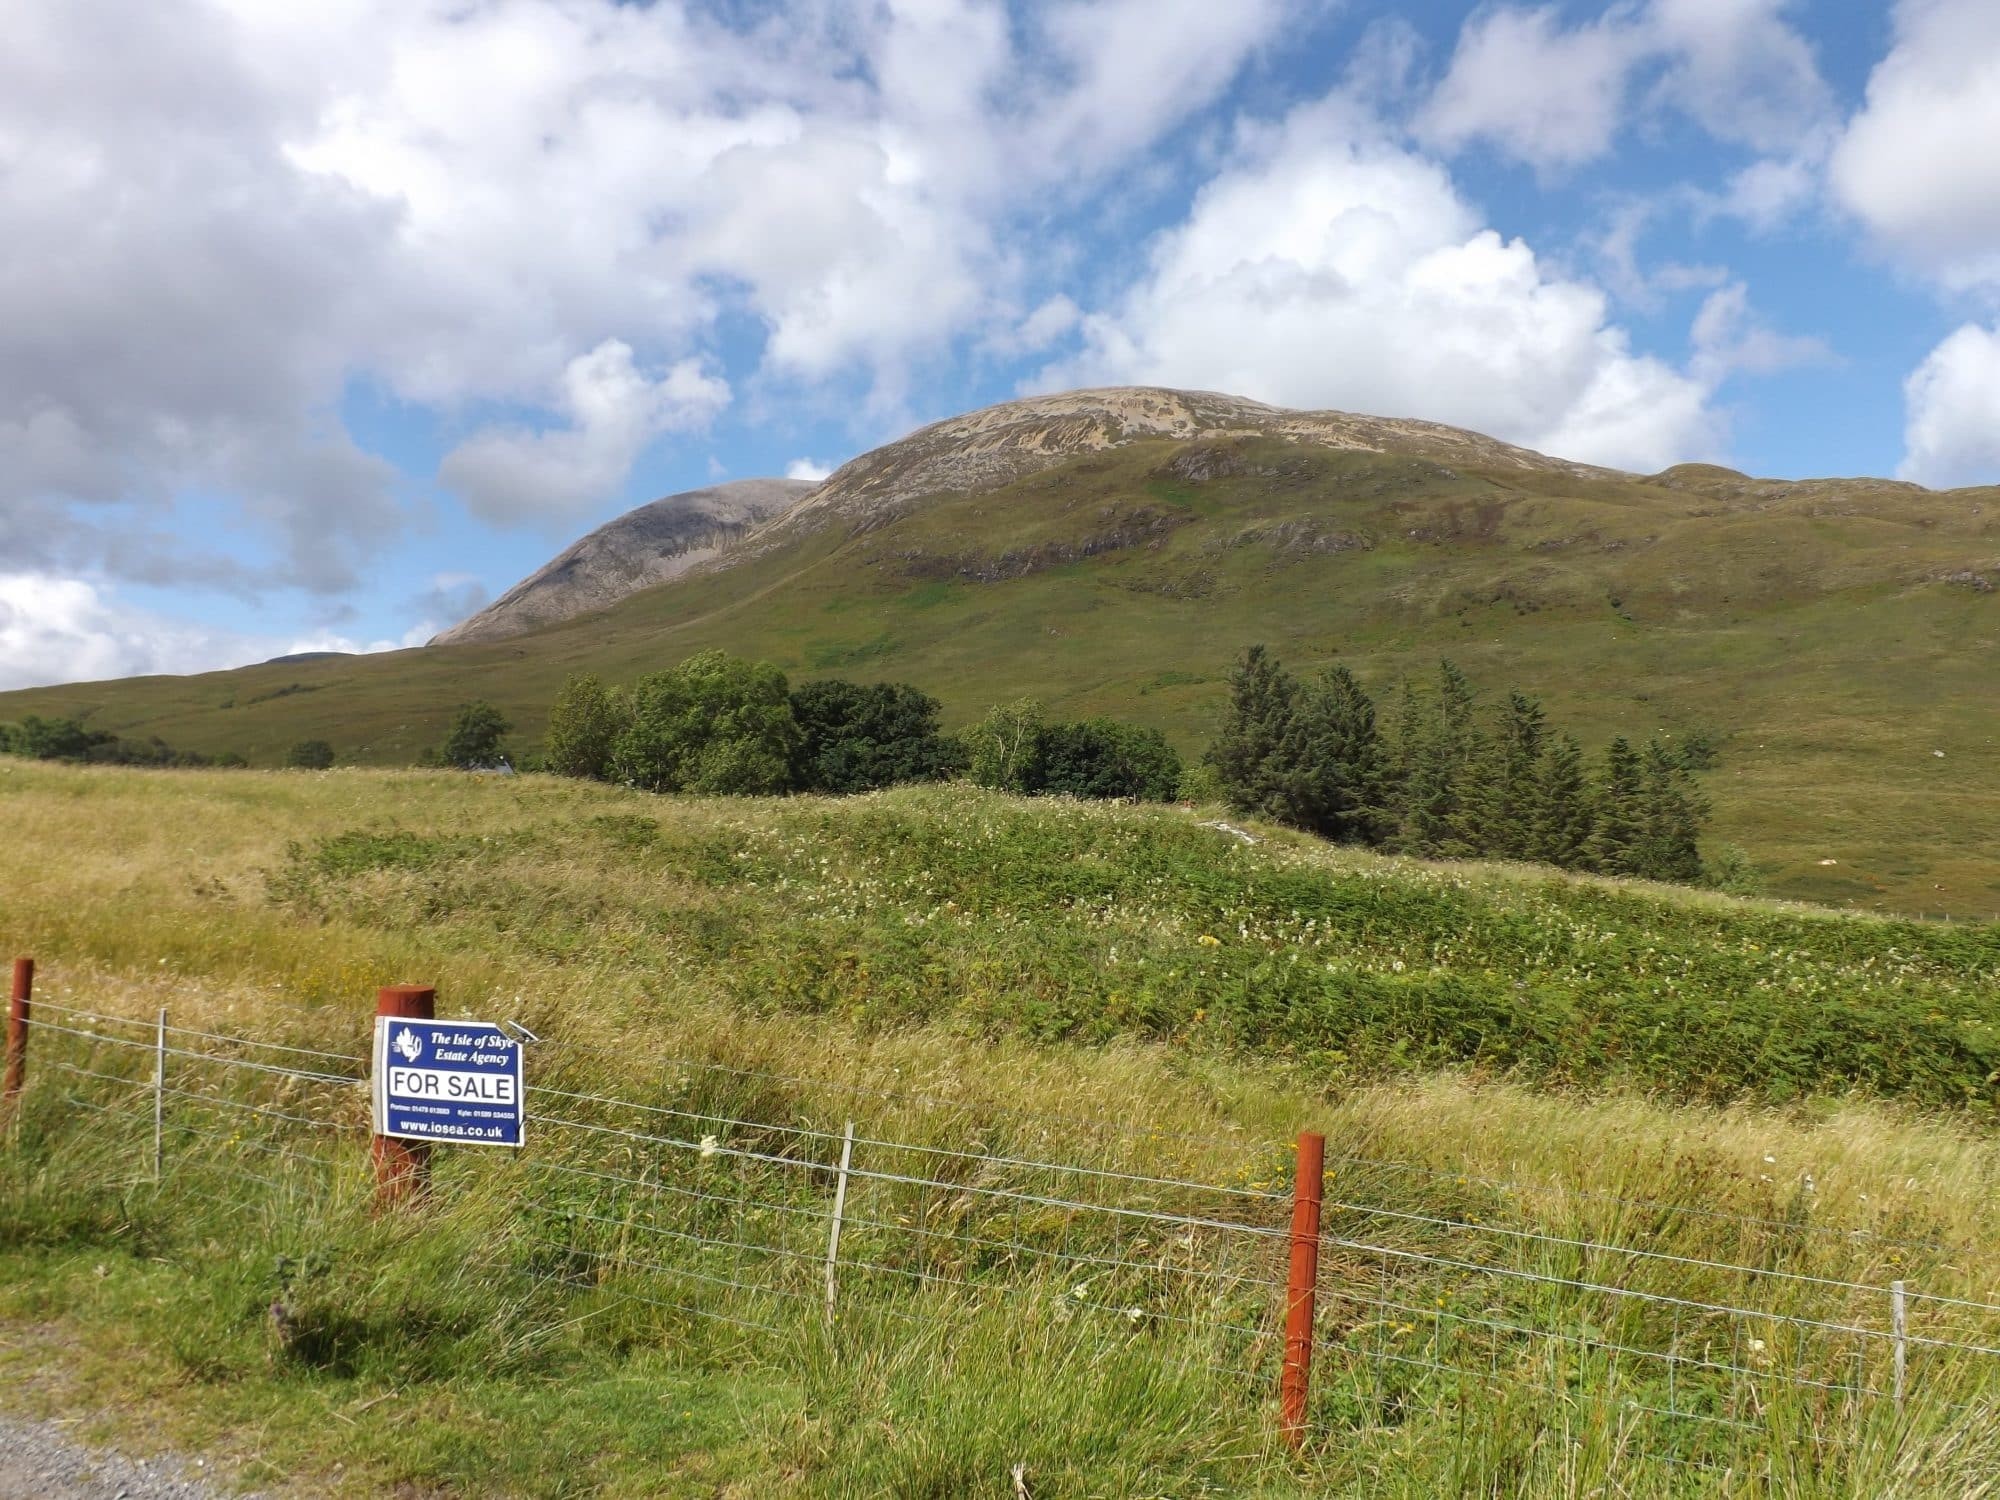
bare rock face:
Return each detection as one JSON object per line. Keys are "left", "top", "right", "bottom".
{"left": 745, "top": 387, "right": 1612, "bottom": 547}
{"left": 430, "top": 478, "right": 816, "bottom": 645}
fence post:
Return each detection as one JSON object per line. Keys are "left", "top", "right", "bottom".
{"left": 1892, "top": 1280, "right": 1907, "bottom": 1409}
{"left": 3, "top": 957, "right": 31, "bottom": 1117}
{"left": 1280, "top": 1130, "right": 1326, "bottom": 1449}
{"left": 824, "top": 1120, "right": 856, "bottom": 1325}
{"left": 372, "top": 984, "right": 435, "bottom": 1208}
{"left": 153, "top": 1007, "right": 167, "bottom": 1183}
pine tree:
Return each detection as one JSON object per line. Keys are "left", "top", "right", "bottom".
{"left": 1634, "top": 739, "right": 1709, "bottom": 882}
{"left": 1205, "top": 646, "right": 1301, "bottom": 821}
{"left": 1398, "top": 661, "right": 1483, "bottom": 856}
{"left": 1283, "top": 664, "right": 1389, "bottom": 843}
{"left": 1527, "top": 733, "right": 1594, "bottom": 869}
{"left": 1471, "top": 692, "right": 1546, "bottom": 859}
{"left": 1588, "top": 737, "right": 1646, "bottom": 875}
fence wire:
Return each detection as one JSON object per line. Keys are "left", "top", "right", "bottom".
{"left": 9, "top": 994, "right": 1998, "bottom": 1470}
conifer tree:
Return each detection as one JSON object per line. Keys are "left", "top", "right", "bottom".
{"left": 1635, "top": 739, "right": 1708, "bottom": 882}
{"left": 1528, "top": 733, "right": 1594, "bottom": 869}
{"left": 1588, "top": 737, "right": 1646, "bottom": 875}
{"left": 1398, "top": 661, "right": 1483, "bottom": 857}
{"left": 1283, "top": 664, "right": 1389, "bottom": 843}
{"left": 1472, "top": 692, "right": 1546, "bottom": 859}
{"left": 1206, "top": 645, "right": 1302, "bottom": 821}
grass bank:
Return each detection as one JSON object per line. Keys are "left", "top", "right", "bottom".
{"left": 3, "top": 763, "right": 2000, "bottom": 1495}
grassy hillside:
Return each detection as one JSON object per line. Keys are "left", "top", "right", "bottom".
{"left": 4, "top": 764, "right": 2000, "bottom": 1496}
{"left": 3, "top": 436, "right": 1996, "bottom": 916}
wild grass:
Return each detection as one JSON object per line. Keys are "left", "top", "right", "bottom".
{"left": 2, "top": 762, "right": 2000, "bottom": 1495}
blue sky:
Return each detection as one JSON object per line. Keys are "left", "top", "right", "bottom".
{"left": 4, "top": 0, "right": 1999, "bottom": 689}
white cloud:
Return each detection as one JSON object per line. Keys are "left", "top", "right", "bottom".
{"left": 784, "top": 458, "right": 836, "bottom": 483}
{"left": 1830, "top": 0, "right": 2000, "bottom": 291}
{"left": 1899, "top": 323, "right": 2000, "bottom": 488}
{"left": 1416, "top": 0, "right": 1831, "bottom": 172}
{"left": 1044, "top": 104, "right": 1719, "bottom": 473}
{"left": 0, "top": 573, "right": 414, "bottom": 692}
{"left": 1416, "top": 6, "right": 1641, "bottom": 171}
{"left": 441, "top": 342, "right": 729, "bottom": 526}
{"left": 1645, "top": 0, "right": 1833, "bottom": 154}
{"left": 1689, "top": 282, "right": 1834, "bottom": 385}
{"left": 2, "top": 0, "right": 1296, "bottom": 605}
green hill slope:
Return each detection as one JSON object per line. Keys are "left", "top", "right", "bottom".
{"left": 3, "top": 393, "right": 1996, "bottom": 916}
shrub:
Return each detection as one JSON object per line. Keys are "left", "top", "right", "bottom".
{"left": 609, "top": 650, "right": 799, "bottom": 794}
{"left": 287, "top": 739, "right": 336, "bottom": 770}
{"left": 1035, "top": 718, "right": 1182, "bottom": 801}
{"left": 439, "top": 702, "right": 511, "bottom": 770}
{"left": 791, "top": 679, "right": 962, "bottom": 794}
{"left": 545, "top": 674, "right": 624, "bottom": 780}
{"left": 963, "top": 699, "right": 1047, "bottom": 792}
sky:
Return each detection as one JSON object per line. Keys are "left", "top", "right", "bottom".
{"left": 3, "top": 0, "right": 1999, "bottom": 691}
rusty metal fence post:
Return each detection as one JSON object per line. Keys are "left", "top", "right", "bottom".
{"left": 372, "top": 984, "right": 436, "bottom": 1208}
{"left": 1280, "top": 1130, "right": 1326, "bottom": 1448}
{"left": 3, "top": 957, "right": 32, "bottom": 1118}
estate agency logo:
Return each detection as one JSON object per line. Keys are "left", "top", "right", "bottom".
{"left": 393, "top": 1026, "right": 424, "bottom": 1064}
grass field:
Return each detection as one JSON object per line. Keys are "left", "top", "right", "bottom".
{"left": 4, "top": 762, "right": 2000, "bottom": 1495}
{"left": 2, "top": 436, "right": 1995, "bottom": 916}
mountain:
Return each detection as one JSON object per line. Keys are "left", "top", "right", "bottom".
{"left": 432, "top": 478, "right": 816, "bottom": 645}
{"left": 1, "top": 386, "right": 1995, "bottom": 916}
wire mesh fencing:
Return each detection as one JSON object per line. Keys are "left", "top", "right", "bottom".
{"left": 7, "top": 984, "right": 1999, "bottom": 1476}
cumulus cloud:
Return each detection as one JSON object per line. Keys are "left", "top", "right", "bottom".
{"left": 0, "top": 573, "right": 417, "bottom": 692}
{"left": 1689, "top": 282, "right": 1834, "bottom": 385}
{"left": 1, "top": 0, "right": 1301, "bottom": 626}
{"left": 1416, "top": 6, "right": 1641, "bottom": 171}
{"left": 1899, "top": 324, "right": 2000, "bottom": 488}
{"left": 784, "top": 459, "right": 836, "bottom": 483}
{"left": 1830, "top": 0, "right": 2000, "bottom": 291}
{"left": 1043, "top": 104, "right": 1718, "bottom": 472}
{"left": 1416, "top": 0, "right": 1831, "bottom": 172}
{"left": 441, "top": 342, "right": 730, "bottom": 526}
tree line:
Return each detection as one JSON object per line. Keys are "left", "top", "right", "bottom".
{"left": 0, "top": 715, "right": 245, "bottom": 768}
{"left": 1207, "top": 647, "right": 1713, "bottom": 883}
{"left": 536, "top": 650, "right": 1184, "bottom": 802}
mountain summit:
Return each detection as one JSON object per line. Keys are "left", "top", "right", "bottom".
{"left": 432, "top": 478, "right": 816, "bottom": 645}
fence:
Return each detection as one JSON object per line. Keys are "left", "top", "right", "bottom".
{"left": 7, "top": 954, "right": 2000, "bottom": 1479}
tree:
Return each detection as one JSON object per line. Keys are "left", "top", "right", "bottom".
{"left": 791, "top": 679, "right": 961, "bottom": 793}
{"left": 1035, "top": 718, "right": 1183, "bottom": 801}
{"left": 287, "top": 739, "right": 336, "bottom": 770}
{"left": 1471, "top": 692, "right": 1547, "bottom": 859}
{"left": 545, "top": 674, "right": 624, "bottom": 780}
{"left": 1281, "top": 664, "right": 1389, "bottom": 843}
{"left": 440, "top": 701, "right": 511, "bottom": 769}
{"left": 1395, "top": 662, "right": 1484, "bottom": 857}
{"left": 1527, "top": 734, "right": 1594, "bottom": 869}
{"left": 1633, "top": 739, "right": 1708, "bottom": 883}
{"left": 964, "top": 698, "right": 1047, "bottom": 792}
{"left": 1205, "top": 646, "right": 1301, "bottom": 821}
{"left": 609, "top": 650, "right": 799, "bottom": 794}
{"left": 1588, "top": 737, "right": 1646, "bottom": 875}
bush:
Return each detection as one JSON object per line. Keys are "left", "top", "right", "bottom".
{"left": 545, "top": 674, "right": 624, "bottom": 780}
{"left": 791, "top": 679, "right": 962, "bottom": 794}
{"left": 609, "top": 651, "right": 799, "bottom": 794}
{"left": 1035, "top": 719, "right": 1183, "bottom": 801}
{"left": 963, "top": 699, "right": 1047, "bottom": 793}
{"left": 287, "top": 739, "right": 336, "bottom": 770}
{"left": 440, "top": 702, "right": 511, "bottom": 770}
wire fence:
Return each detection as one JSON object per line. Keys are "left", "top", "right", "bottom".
{"left": 8, "top": 988, "right": 2000, "bottom": 1474}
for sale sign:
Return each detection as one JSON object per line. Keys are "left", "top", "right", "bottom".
{"left": 372, "top": 1017, "right": 524, "bottom": 1147}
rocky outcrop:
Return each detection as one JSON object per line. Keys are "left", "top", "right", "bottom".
{"left": 430, "top": 479, "right": 816, "bottom": 644}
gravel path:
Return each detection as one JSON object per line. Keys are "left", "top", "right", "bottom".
{"left": 0, "top": 1413, "right": 250, "bottom": 1500}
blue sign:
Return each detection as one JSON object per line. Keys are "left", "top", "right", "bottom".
{"left": 372, "top": 1017, "right": 524, "bottom": 1147}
